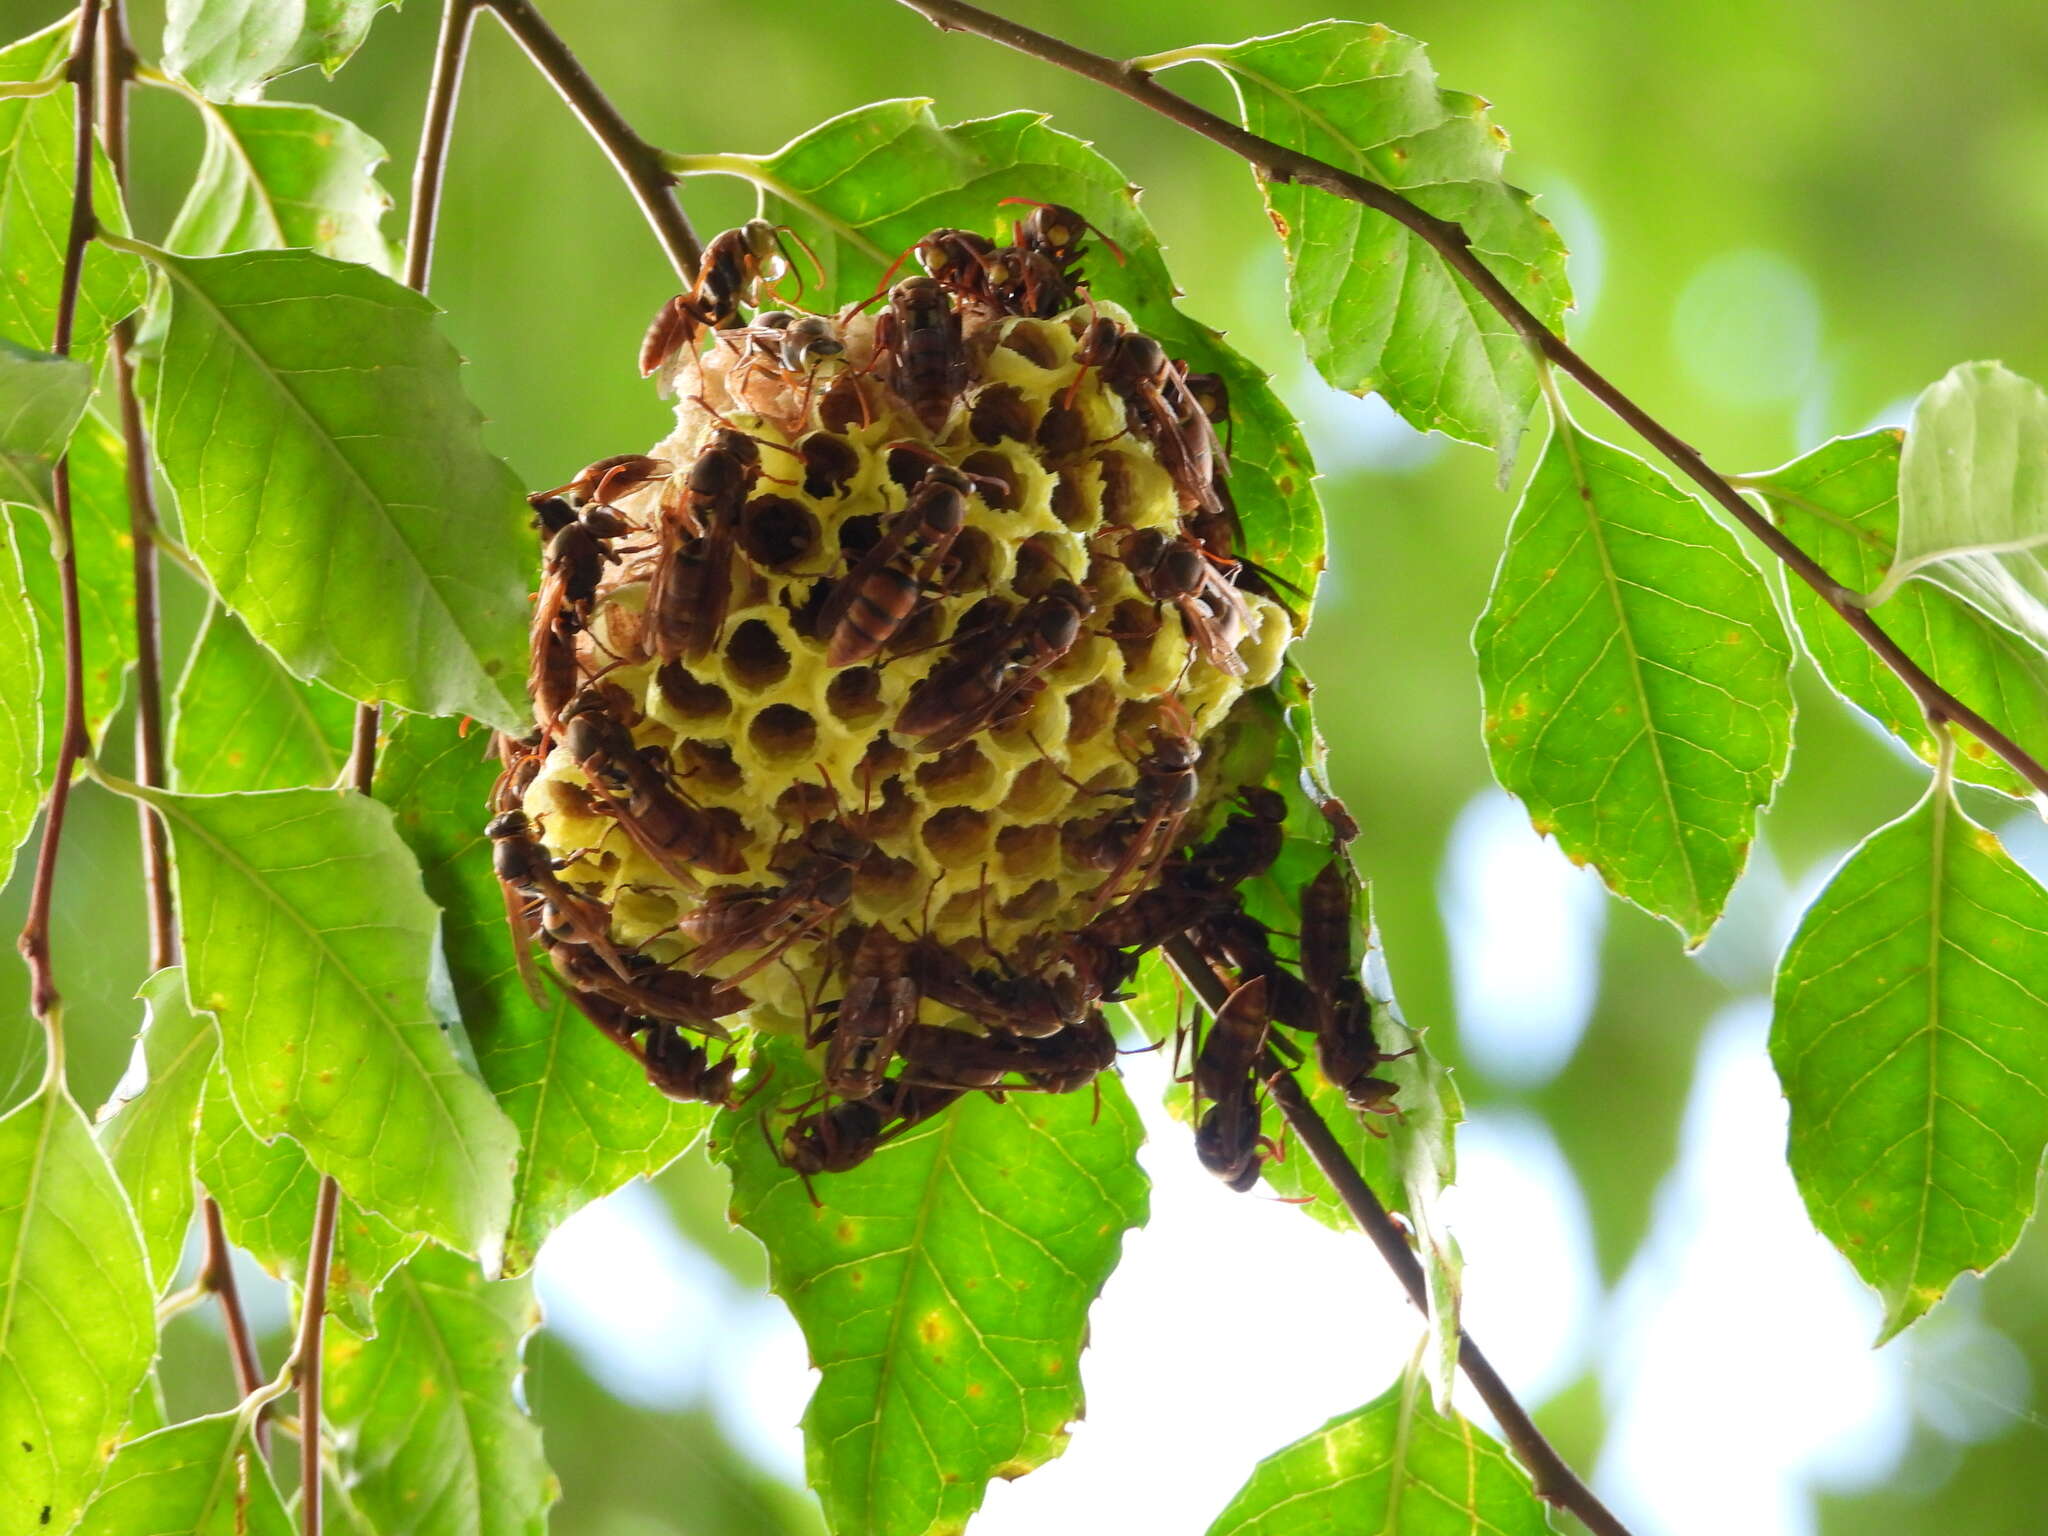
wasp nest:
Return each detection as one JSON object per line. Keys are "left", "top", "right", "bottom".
{"left": 497, "top": 212, "right": 1297, "bottom": 1168}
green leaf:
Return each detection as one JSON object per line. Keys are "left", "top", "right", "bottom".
{"left": 1152, "top": 22, "right": 1571, "bottom": 472}
{"left": 1205, "top": 1366, "right": 1556, "bottom": 1536}
{"left": 325, "top": 1243, "right": 558, "bottom": 1536}
{"left": 195, "top": 1058, "right": 420, "bottom": 1335}
{"left": 171, "top": 603, "right": 355, "bottom": 792}
{"left": 75, "top": 1409, "right": 293, "bottom": 1536}
{"left": 0, "top": 335, "right": 90, "bottom": 510}
{"left": 123, "top": 779, "right": 519, "bottom": 1262}
{"left": 0, "top": 1073, "right": 157, "bottom": 1534}
{"left": 0, "top": 21, "right": 147, "bottom": 359}
{"left": 376, "top": 715, "right": 710, "bottom": 1274}
{"left": 165, "top": 0, "right": 394, "bottom": 102}
{"left": 11, "top": 414, "right": 140, "bottom": 786}
{"left": 1772, "top": 778, "right": 2048, "bottom": 1340}
{"left": 1880, "top": 361, "right": 2048, "bottom": 655}
{"left": 1745, "top": 430, "right": 2048, "bottom": 796}
{"left": 0, "top": 504, "right": 42, "bottom": 889}
{"left": 96, "top": 968, "right": 218, "bottom": 1291}
{"left": 167, "top": 98, "right": 395, "bottom": 270}
{"left": 716, "top": 1037, "right": 1148, "bottom": 1536}
{"left": 683, "top": 100, "right": 1324, "bottom": 612}
{"left": 1473, "top": 412, "right": 1795, "bottom": 942}
{"left": 138, "top": 244, "right": 536, "bottom": 729}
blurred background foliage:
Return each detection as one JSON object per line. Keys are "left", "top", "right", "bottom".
{"left": 5, "top": 0, "right": 2048, "bottom": 1530}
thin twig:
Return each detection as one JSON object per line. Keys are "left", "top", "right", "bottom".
{"left": 892, "top": 0, "right": 2048, "bottom": 798}
{"left": 479, "top": 0, "right": 701, "bottom": 282}
{"left": 16, "top": 0, "right": 104, "bottom": 1039}
{"left": 99, "top": 0, "right": 272, "bottom": 1426}
{"left": 1162, "top": 937, "right": 1631, "bottom": 1535}
{"left": 294, "top": 1174, "right": 341, "bottom": 1536}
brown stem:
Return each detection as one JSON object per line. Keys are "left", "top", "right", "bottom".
{"left": 479, "top": 0, "right": 701, "bottom": 282}
{"left": 17, "top": 0, "right": 104, "bottom": 1032}
{"left": 893, "top": 0, "right": 2048, "bottom": 798}
{"left": 200, "top": 1198, "right": 266, "bottom": 1399}
{"left": 1162, "top": 937, "right": 1631, "bottom": 1535}
{"left": 295, "top": 1174, "right": 341, "bottom": 1536}
{"left": 99, "top": 0, "right": 273, "bottom": 1420}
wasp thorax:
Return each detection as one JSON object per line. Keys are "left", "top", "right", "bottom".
{"left": 509, "top": 215, "right": 1292, "bottom": 1155}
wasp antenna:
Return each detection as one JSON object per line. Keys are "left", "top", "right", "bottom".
{"left": 776, "top": 223, "right": 829, "bottom": 294}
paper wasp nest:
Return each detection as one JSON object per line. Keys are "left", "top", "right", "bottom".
{"left": 505, "top": 214, "right": 1292, "bottom": 1137}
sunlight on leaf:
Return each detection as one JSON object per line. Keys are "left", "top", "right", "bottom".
{"left": 0, "top": 21, "right": 146, "bottom": 359}
{"left": 0, "top": 508, "right": 40, "bottom": 888}
{"left": 717, "top": 1037, "right": 1147, "bottom": 1536}
{"left": 1746, "top": 429, "right": 2048, "bottom": 797}
{"left": 1773, "top": 775, "right": 2048, "bottom": 1340}
{"left": 1205, "top": 1363, "right": 1556, "bottom": 1535}
{"left": 11, "top": 415, "right": 138, "bottom": 784}
{"left": 1151, "top": 22, "right": 1570, "bottom": 475}
{"left": 325, "top": 1243, "right": 558, "bottom": 1536}
{"left": 1474, "top": 410, "right": 1794, "bottom": 942}
{"left": 0, "top": 1073, "right": 156, "bottom": 1534}
{"left": 0, "top": 336, "right": 89, "bottom": 511}
{"left": 127, "top": 780, "right": 519, "bottom": 1262}
{"left": 1880, "top": 362, "right": 2048, "bottom": 661}
{"left": 138, "top": 244, "right": 535, "bottom": 729}
{"left": 167, "top": 98, "right": 396, "bottom": 270}
{"left": 195, "top": 1058, "right": 421, "bottom": 1335}
{"left": 171, "top": 603, "right": 355, "bottom": 793}
{"left": 96, "top": 968, "right": 218, "bottom": 1291}
{"left": 75, "top": 1409, "right": 293, "bottom": 1536}
{"left": 165, "top": 0, "right": 396, "bottom": 102}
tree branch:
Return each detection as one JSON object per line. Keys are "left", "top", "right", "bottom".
{"left": 1161, "top": 937, "right": 1631, "bottom": 1535}
{"left": 16, "top": 0, "right": 103, "bottom": 1038}
{"left": 479, "top": 0, "right": 701, "bottom": 282}
{"left": 98, "top": 0, "right": 274, "bottom": 1430}
{"left": 294, "top": 1174, "right": 341, "bottom": 1536}
{"left": 892, "top": 0, "right": 2048, "bottom": 798}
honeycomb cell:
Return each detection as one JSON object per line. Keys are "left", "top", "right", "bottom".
{"left": 725, "top": 619, "right": 792, "bottom": 692}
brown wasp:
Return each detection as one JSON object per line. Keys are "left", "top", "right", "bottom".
{"left": 1116, "top": 525, "right": 1251, "bottom": 677}
{"left": 488, "top": 809, "right": 634, "bottom": 983}
{"left": 780, "top": 1079, "right": 964, "bottom": 1185}
{"left": 817, "top": 466, "right": 968, "bottom": 666}
{"left": 1189, "top": 975, "right": 1275, "bottom": 1191}
{"left": 530, "top": 502, "right": 634, "bottom": 730}
{"left": 817, "top": 925, "right": 918, "bottom": 1099}
{"left": 675, "top": 825, "right": 865, "bottom": 980}
{"left": 894, "top": 580, "right": 1091, "bottom": 754}
{"left": 909, "top": 938, "right": 1085, "bottom": 1040}
{"left": 1083, "top": 714, "right": 1203, "bottom": 913}
{"left": 916, "top": 227, "right": 1000, "bottom": 309}
{"left": 560, "top": 695, "right": 748, "bottom": 877}
{"left": 1300, "top": 860, "right": 1398, "bottom": 1119}
{"left": 646, "top": 427, "right": 760, "bottom": 663}
{"left": 872, "top": 275, "right": 967, "bottom": 433}
{"left": 549, "top": 939, "right": 745, "bottom": 1036}
{"left": 1073, "top": 317, "right": 1220, "bottom": 518}
{"left": 639, "top": 219, "right": 821, "bottom": 377}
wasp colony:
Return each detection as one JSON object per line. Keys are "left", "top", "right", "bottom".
{"left": 496, "top": 206, "right": 1390, "bottom": 1181}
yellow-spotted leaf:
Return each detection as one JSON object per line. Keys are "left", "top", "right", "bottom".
{"left": 1474, "top": 414, "right": 1794, "bottom": 942}
{"left": 717, "top": 1038, "right": 1148, "bottom": 1536}
{"left": 0, "top": 1072, "right": 156, "bottom": 1533}
{"left": 1773, "top": 779, "right": 2048, "bottom": 1339}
